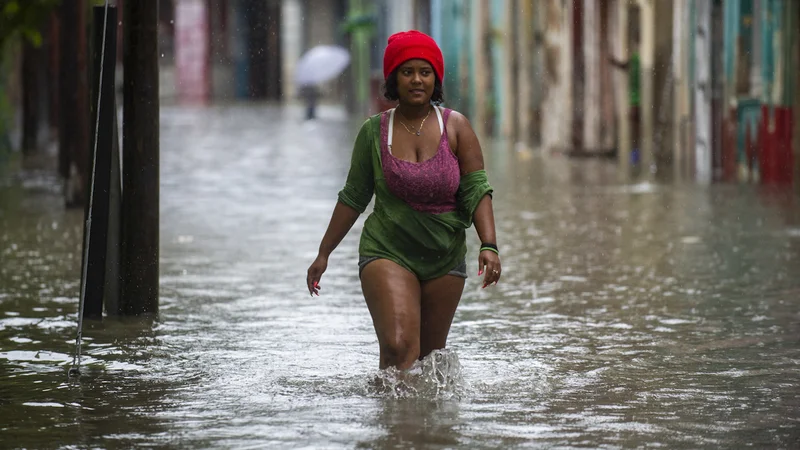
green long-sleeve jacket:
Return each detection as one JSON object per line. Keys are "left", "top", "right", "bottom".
{"left": 337, "top": 112, "right": 494, "bottom": 280}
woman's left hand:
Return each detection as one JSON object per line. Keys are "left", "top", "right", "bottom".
{"left": 478, "top": 250, "right": 501, "bottom": 288}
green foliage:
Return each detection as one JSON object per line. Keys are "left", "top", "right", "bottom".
{"left": 0, "top": 0, "right": 59, "bottom": 162}
{"left": 0, "top": 0, "right": 61, "bottom": 49}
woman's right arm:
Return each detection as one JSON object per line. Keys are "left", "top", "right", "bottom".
{"left": 307, "top": 119, "right": 375, "bottom": 296}
{"left": 316, "top": 201, "right": 361, "bottom": 259}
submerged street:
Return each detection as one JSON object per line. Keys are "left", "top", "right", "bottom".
{"left": 1, "top": 104, "right": 800, "bottom": 448}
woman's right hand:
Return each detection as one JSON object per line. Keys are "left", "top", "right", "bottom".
{"left": 306, "top": 255, "right": 328, "bottom": 297}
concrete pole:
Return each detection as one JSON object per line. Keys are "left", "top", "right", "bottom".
{"left": 612, "top": 0, "right": 631, "bottom": 176}
{"left": 637, "top": 0, "right": 655, "bottom": 177}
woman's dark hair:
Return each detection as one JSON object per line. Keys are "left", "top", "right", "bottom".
{"left": 383, "top": 68, "right": 445, "bottom": 105}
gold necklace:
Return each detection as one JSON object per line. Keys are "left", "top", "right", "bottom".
{"left": 397, "top": 107, "right": 432, "bottom": 136}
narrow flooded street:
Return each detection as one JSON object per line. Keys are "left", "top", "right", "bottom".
{"left": 2, "top": 104, "right": 800, "bottom": 448}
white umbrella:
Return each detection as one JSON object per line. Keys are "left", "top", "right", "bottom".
{"left": 294, "top": 45, "right": 351, "bottom": 86}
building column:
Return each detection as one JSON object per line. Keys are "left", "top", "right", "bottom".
{"left": 542, "top": 0, "right": 573, "bottom": 153}
{"left": 515, "top": 0, "right": 533, "bottom": 148}
{"left": 174, "top": 0, "right": 210, "bottom": 103}
{"left": 612, "top": 0, "right": 631, "bottom": 174}
{"left": 499, "top": 0, "right": 514, "bottom": 139}
{"left": 348, "top": 0, "right": 373, "bottom": 117}
{"left": 672, "top": 0, "right": 692, "bottom": 180}
{"left": 694, "top": 0, "right": 713, "bottom": 184}
{"left": 470, "top": 0, "right": 489, "bottom": 137}
{"left": 637, "top": 0, "right": 655, "bottom": 176}
{"left": 582, "top": 0, "right": 601, "bottom": 153}
{"left": 388, "top": 0, "right": 413, "bottom": 32}
{"left": 281, "top": 0, "right": 302, "bottom": 103}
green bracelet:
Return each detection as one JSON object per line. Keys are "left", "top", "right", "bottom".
{"left": 480, "top": 246, "right": 499, "bottom": 255}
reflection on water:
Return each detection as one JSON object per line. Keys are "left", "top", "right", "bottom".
{"left": 1, "top": 104, "right": 800, "bottom": 448}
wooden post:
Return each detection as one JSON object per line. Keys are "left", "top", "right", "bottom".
{"left": 121, "top": 0, "right": 159, "bottom": 315}
{"left": 81, "top": 6, "right": 118, "bottom": 319}
{"left": 59, "top": 0, "right": 90, "bottom": 207}
{"left": 104, "top": 103, "right": 122, "bottom": 316}
{"left": 46, "top": 13, "right": 60, "bottom": 140}
{"left": 21, "top": 39, "right": 41, "bottom": 156}
{"left": 57, "top": 2, "right": 70, "bottom": 181}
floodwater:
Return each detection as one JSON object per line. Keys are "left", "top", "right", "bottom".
{"left": 2, "top": 104, "right": 800, "bottom": 449}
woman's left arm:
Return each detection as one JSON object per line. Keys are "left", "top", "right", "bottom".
{"left": 451, "top": 112, "right": 501, "bottom": 288}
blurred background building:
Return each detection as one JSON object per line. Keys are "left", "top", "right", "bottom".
{"left": 1, "top": 0, "right": 798, "bottom": 187}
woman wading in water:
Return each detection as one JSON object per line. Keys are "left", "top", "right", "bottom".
{"left": 307, "top": 30, "right": 501, "bottom": 370}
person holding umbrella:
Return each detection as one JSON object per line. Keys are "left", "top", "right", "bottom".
{"left": 306, "top": 30, "right": 501, "bottom": 371}
{"left": 295, "top": 45, "right": 351, "bottom": 121}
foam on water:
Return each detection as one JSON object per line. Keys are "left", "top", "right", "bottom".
{"left": 368, "top": 349, "right": 466, "bottom": 400}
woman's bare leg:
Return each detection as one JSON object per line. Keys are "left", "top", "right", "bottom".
{"left": 360, "top": 259, "right": 422, "bottom": 370}
{"left": 418, "top": 274, "right": 465, "bottom": 359}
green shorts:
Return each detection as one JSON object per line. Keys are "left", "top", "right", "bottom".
{"left": 358, "top": 256, "right": 468, "bottom": 280}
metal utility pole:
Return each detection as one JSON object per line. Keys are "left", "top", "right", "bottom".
{"left": 121, "top": 0, "right": 159, "bottom": 315}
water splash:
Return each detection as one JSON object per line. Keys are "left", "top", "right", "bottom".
{"left": 368, "top": 349, "right": 465, "bottom": 400}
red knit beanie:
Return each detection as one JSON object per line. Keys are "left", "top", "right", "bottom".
{"left": 383, "top": 30, "right": 444, "bottom": 82}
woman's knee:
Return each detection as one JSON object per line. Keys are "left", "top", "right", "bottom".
{"left": 380, "top": 333, "right": 420, "bottom": 367}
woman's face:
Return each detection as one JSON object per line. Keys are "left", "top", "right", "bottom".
{"left": 396, "top": 59, "right": 435, "bottom": 106}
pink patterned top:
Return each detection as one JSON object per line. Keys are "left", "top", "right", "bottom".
{"left": 380, "top": 107, "right": 460, "bottom": 214}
